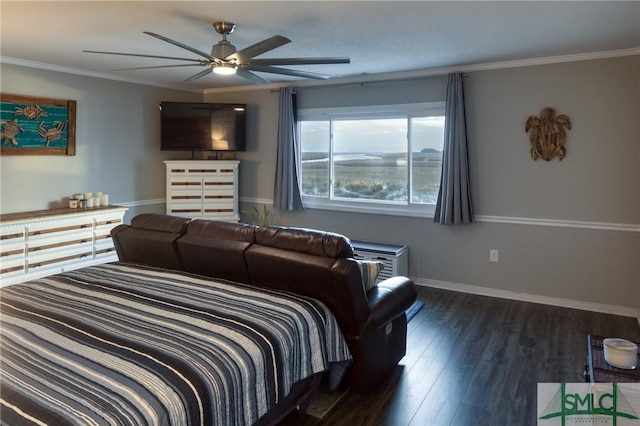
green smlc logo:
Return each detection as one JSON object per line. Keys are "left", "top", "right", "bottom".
{"left": 539, "top": 383, "right": 639, "bottom": 425}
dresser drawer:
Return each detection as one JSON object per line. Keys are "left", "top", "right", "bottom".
{"left": 27, "top": 244, "right": 94, "bottom": 271}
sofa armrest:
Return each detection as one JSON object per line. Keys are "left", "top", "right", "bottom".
{"left": 366, "top": 276, "right": 417, "bottom": 329}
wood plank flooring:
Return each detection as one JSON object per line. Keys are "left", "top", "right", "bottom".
{"left": 280, "top": 285, "right": 640, "bottom": 426}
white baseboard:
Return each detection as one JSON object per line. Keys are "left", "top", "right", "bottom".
{"left": 412, "top": 276, "right": 640, "bottom": 319}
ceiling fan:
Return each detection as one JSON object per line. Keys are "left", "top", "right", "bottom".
{"left": 84, "top": 21, "right": 350, "bottom": 84}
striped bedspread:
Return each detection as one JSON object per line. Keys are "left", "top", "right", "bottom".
{"left": 0, "top": 262, "right": 352, "bottom": 425}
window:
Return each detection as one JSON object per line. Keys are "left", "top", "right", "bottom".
{"left": 298, "top": 102, "right": 445, "bottom": 217}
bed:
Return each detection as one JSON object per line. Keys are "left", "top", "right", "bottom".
{"left": 0, "top": 262, "right": 351, "bottom": 425}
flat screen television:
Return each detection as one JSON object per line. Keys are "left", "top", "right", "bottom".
{"left": 160, "top": 102, "right": 247, "bottom": 152}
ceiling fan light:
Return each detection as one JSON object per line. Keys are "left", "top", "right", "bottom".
{"left": 213, "top": 63, "right": 237, "bottom": 75}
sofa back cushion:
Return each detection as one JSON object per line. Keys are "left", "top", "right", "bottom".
{"left": 177, "top": 220, "right": 257, "bottom": 284}
{"left": 254, "top": 225, "right": 354, "bottom": 258}
{"left": 111, "top": 213, "right": 190, "bottom": 270}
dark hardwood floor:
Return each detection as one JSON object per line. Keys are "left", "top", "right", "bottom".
{"left": 280, "top": 285, "right": 640, "bottom": 426}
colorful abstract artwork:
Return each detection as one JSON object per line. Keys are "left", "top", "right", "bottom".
{"left": 0, "top": 94, "right": 76, "bottom": 156}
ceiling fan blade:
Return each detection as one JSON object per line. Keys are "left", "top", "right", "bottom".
{"left": 236, "top": 68, "right": 271, "bottom": 85}
{"left": 246, "top": 65, "right": 331, "bottom": 80}
{"left": 184, "top": 67, "right": 213, "bottom": 82}
{"left": 249, "top": 57, "right": 350, "bottom": 66}
{"left": 144, "top": 31, "right": 220, "bottom": 62}
{"left": 112, "top": 64, "right": 205, "bottom": 71}
{"left": 83, "top": 50, "right": 207, "bottom": 63}
{"left": 228, "top": 35, "right": 291, "bottom": 63}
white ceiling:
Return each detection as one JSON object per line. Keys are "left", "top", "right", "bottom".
{"left": 2, "top": 1, "right": 639, "bottom": 92}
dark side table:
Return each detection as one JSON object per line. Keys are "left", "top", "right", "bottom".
{"left": 585, "top": 334, "right": 640, "bottom": 383}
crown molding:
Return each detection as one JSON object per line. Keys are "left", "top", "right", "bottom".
{"left": 453, "top": 46, "right": 640, "bottom": 74}
{"left": 0, "top": 56, "right": 202, "bottom": 94}
{"left": 3, "top": 47, "right": 638, "bottom": 95}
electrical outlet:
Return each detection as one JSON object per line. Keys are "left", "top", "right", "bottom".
{"left": 490, "top": 249, "right": 499, "bottom": 263}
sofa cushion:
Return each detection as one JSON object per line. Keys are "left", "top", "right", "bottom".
{"left": 357, "top": 260, "right": 384, "bottom": 292}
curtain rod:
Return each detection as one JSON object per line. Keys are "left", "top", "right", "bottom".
{"left": 270, "top": 72, "right": 467, "bottom": 93}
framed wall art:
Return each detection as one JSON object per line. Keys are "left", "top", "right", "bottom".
{"left": 0, "top": 93, "right": 76, "bottom": 156}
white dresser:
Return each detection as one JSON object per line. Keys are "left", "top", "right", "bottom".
{"left": 165, "top": 160, "right": 240, "bottom": 221}
{"left": 0, "top": 205, "right": 128, "bottom": 287}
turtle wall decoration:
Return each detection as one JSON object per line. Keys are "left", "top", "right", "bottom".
{"left": 525, "top": 107, "right": 571, "bottom": 161}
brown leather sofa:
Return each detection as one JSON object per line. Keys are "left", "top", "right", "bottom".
{"left": 111, "top": 213, "right": 417, "bottom": 393}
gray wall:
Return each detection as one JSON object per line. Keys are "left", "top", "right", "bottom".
{"left": 0, "top": 64, "right": 201, "bottom": 222}
{"left": 1, "top": 55, "right": 638, "bottom": 313}
{"left": 468, "top": 58, "right": 639, "bottom": 224}
{"left": 205, "top": 55, "right": 639, "bottom": 313}
{"left": 200, "top": 89, "right": 283, "bottom": 203}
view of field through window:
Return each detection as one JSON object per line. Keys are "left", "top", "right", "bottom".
{"left": 300, "top": 116, "right": 444, "bottom": 204}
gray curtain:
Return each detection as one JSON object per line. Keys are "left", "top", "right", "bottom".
{"left": 434, "top": 73, "right": 474, "bottom": 224}
{"left": 273, "top": 87, "right": 305, "bottom": 211}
